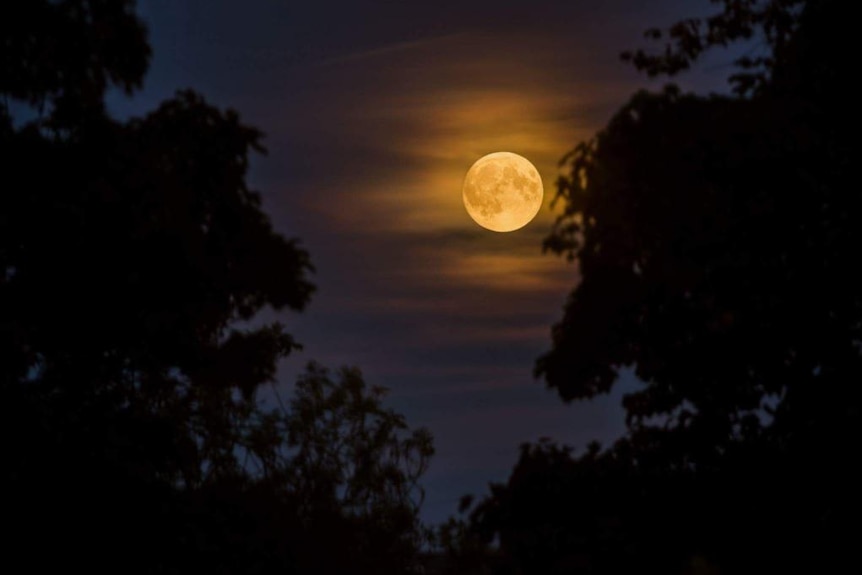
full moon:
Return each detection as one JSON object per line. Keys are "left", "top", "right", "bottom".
{"left": 462, "top": 152, "right": 543, "bottom": 232}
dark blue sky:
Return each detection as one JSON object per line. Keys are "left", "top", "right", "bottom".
{"left": 110, "top": 0, "right": 733, "bottom": 525}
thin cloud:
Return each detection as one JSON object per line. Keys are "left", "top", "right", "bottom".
{"left": 316, "top": 33, "right": 468, "bottom": 67}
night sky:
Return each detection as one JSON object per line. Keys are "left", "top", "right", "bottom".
{"left": 109, "top": 0, "right": 735, "bottom": 525}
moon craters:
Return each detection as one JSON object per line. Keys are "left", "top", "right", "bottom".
{"left": 462, "top": 152, "right": 543, "bottom": 232}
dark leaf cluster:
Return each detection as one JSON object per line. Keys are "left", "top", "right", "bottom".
{"left": 446, "top": 1, "right": 861, "bottom": 572}
{"left": 1, "top": 2, "right": 433, "bottom": 573}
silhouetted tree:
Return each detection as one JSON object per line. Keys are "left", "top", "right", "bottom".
{"left": 278, "top": 362, "right": 434, "bottom": 574}
{"left": 454, "top": 1, "right": 860, "bottom": 573}
{"left": 1, "top": 2, "right": 432, "bottom": 573}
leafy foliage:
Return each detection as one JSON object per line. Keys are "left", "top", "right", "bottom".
{"left": 540, "top": 0, "right": 857, "bottom": 449}
{"left": 283, "top": 363, "right": 435, "bottom": 569}
{"left": 0, "top": 0, "right": 150, "bottom": 124}
{"left": 620, "top": 0, "right": 805, "bottom": 95}
{"left": 1, "top": 2, "right": 432, "bottom": 573}
{"left": 452, "top": 0, "right": 860, "bottom": 572}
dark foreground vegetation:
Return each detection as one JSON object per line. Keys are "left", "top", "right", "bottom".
{"left": 442, "top": 1, "right": 860, "bottom": 573}
{"left": 2, "top": 1, "right": 856, "bottom": 573}
{"left": 1, "top": 2, "right": 432, "bottom": 573}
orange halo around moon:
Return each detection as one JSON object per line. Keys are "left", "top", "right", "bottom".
{"left": 462, "top": 152, "right": 543, "bottom": 232}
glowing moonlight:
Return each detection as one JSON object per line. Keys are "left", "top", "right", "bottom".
{"left": 462, "top": 152, "right": 543, "bottom": 232}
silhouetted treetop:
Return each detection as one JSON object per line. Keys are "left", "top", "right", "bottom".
{"left": 621, "top": 0, "right": 805, "bottom": 95}
{"left": 539, "top": 0, "right": 856, "bottom": 442}
{"left": 2, "top": 0, "right": 316, "bottom": 514}
{"left": 1, "top": 0, "right": 150, "bottom": 123}
{"left": 437, "top": 2, "right": 861, "bottom": 572}
{"left": 2, "top": 88, "right": 314, "bottom": 402}
{"left": 2, "top": 1, "right": 434, "bottom": 572}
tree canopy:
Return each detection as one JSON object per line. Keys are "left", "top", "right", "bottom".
{"left": 540, "top": 0, "right": 857, "bottom": 455}
{"left": 450, "top": 1, "right": 860, "bottom": 572}
{"left": 1, "top": 2, "right": 432, "bottom": 573}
